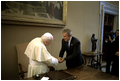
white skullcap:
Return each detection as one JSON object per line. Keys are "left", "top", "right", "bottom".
{"left": 43, "top": 32, "right": 52, "bottom": 37}
{"left": 41, "top": 32, "right": 53, "bottom": 42}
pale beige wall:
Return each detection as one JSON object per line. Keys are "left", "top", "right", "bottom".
{"left": 66, "top": 1, "right": 100, "bottom": 52}
{"left": 1, "top": 1, "right": 119, "bottom": 80}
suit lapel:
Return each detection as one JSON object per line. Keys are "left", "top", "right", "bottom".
{"left": 70, "top": 37, "right": 74, "bottom": 50}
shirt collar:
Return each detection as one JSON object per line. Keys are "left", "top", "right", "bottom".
{"left": 68, "top": 36, "right": 72, "bottom": 44}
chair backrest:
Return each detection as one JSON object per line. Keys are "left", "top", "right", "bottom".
{"left": 16, "top": 42, "right": 29, "bottom": 72}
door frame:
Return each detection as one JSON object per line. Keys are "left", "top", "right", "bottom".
{"left": 98, "top": 1, "right": 119, "bottom": 52}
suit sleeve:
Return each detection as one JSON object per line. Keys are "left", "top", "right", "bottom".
{"left": 65, "top": 42, "right": 81, "bottom": 61}
{"left": 59, "top": 39, "right": 65, "bottom": 57}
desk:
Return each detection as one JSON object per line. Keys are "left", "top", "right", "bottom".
{"left": 24, "top": 65, "right": 119, "bottom": 80}
{"left": 82, "top": 52, "right": 103, "bottom": 70}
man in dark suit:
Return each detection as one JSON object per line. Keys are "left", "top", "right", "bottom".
{"left": 59, "top": 29, "right": 84, "bottom": 69}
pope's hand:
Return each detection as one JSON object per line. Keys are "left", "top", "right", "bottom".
{"left": 56, "top": 57, "right": 62, "bottom": 63}
{"left": 55, "top": 57, "right": 65, "bottom": 63}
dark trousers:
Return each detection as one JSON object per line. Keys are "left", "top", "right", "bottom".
{"left": 106, "top": 52, "right": 113, "bottom": 74}
{"left": 111, "top": 55, "right": 119, "bottom": 77}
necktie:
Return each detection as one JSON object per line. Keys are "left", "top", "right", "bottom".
{"left": 66, "top": 42, "right": 70, "bottom": 50}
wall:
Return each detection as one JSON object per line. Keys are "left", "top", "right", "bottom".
{"left": 67, "top": 1, "right": 100, "bottom": 52}
{"left": 1, "top": 1, "right": 118, "bottom": 80}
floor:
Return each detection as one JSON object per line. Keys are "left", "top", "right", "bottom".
{"left": 101, "top": 61, "right": 107, "bottom": 72}
{"left": 94, "top": 61, "right": 112, "bottom": 73}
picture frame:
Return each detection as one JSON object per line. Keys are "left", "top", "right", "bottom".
{"left": 1, "top": 1, "right": 67, "bottom": 27}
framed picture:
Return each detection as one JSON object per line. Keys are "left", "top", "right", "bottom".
{"left": 1, "top": 1, "right": 67, "bottom": 27}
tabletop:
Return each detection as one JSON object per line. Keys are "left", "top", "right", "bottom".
{"left": 65, "top": 65, "right": 119, "bottom": 80}
{"left": 24, "top": 65, "right": 119, "bottom": 80}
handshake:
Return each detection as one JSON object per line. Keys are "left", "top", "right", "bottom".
{"left": 56, "top": 57, "right": 65, "bottom": 63}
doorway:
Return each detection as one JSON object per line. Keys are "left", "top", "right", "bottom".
{"left": 102, "top": 13, "right": 114, "bottom": 61}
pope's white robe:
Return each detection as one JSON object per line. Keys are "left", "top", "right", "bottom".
{"left": 24, "top": 37, "right": 58, "bottom": 78}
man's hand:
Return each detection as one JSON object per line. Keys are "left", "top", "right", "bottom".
{"left": 108, "top": 35, "right": 112, "bottom": 41}
{"left": 59, "top": 58, "right": 65, "bottom": 63}
{"left": 115, "top": 51, "right": 119, "bottom": 56}
{"left": 55, "top": 57, "right": 65, "bottom": 63}
{"left": 55, "top": 57, "right": 61, "bottom": 63}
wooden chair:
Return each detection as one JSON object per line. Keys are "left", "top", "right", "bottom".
{"left": 18, "top": 63, "right": 27, "bottom": 79}
{"left": 16, "top": 42, "right": 29, "bottom": 79}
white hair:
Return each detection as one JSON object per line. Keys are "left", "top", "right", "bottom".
{"left": 41, "top": 32, "right": 53, "bottom": 42}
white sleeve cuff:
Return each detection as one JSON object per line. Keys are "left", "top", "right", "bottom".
{"left": 51, "top": 57, "right": 58, "bottom": 65}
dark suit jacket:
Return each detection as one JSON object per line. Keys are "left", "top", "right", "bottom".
{"left": 59, "top": 36, "right": 84, "bottom": 68}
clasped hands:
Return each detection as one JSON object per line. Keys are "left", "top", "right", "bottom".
{"left": 56, "top": 57, "right": 65, "bottom": 63}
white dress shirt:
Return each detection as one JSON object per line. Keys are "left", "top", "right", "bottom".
{"left": 68, "top": 36, "right": 72, "bottom": 47}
